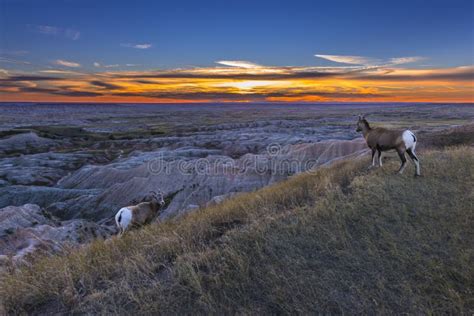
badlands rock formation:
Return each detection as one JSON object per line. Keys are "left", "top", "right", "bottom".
{"left": 48, "top": 137, "right": 368, "bottom": 220}
{"left": 0, "top": 132, "right": 57, "bottom": 155}
{"left": 0, "top": 204, "right": 113, "bottom": 264}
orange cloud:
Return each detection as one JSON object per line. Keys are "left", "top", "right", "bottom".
{"left": 0, "top": 63, "right": 473, "bottom": 103}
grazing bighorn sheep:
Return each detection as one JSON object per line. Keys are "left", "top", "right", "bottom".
{"left": 356, "top": 115, "right": 420, "bottom": 176}
{"left": 115, "top": 190, "right": 165, "bottom": 236}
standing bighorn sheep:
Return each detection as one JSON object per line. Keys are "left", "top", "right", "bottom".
{"left": 115, "top": 190, "right": 165, "bottom": 236}
{"left": 356, "top": 115, "right": 420, "bottom": 176}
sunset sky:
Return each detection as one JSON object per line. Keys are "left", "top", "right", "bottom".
{"left": 0, "top": 0, "right": 473, "bottom": 103}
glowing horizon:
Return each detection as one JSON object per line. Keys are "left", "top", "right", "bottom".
{"left": 1, "top": 61, "right": 473, "bottom": 103}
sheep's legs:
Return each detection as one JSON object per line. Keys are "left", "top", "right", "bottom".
{"left": 397, "top": 149, "right": 407, "bottom": 174}
{"left": 378, "top": 150, "right": 383, "bottom": 167}
{"left": 406, "top": 148, "right": 421, "bottom": 176}
{"left": 368, "top": 148, "right": 376, "bottom": 169}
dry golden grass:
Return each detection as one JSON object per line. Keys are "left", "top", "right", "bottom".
{"left": 1, "top": 146, "right": 473, "bottom": 314}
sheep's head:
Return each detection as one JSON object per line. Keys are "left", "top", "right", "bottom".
{"left": 356, "top": 114, "right": 368, "bottom": 132}
{"left": 149, "top": 190, "right": 165, "bottom": 208}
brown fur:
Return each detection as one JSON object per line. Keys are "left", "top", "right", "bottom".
{"left": 126, "top": 200, "right": 162, "bottom": 228}
{"left": 363, "top": 126, "right": 405, "bottom": 151}
{"left": 116, "top": 191, "right": 165, "bottom": 236}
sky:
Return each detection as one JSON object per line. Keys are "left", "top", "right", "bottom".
{"left": 0, "top": 0, "right": 473, "bottom": 103}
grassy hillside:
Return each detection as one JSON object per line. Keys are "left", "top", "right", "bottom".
{"left": 1, "top": 146, "right": 473, "bottom": 314}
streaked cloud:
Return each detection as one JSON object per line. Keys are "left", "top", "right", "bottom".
{"left": 0, "top": 75, "right": 62, "bottom": 82}
{"left": 94, "top": 62, "right": 138, "bottom": 68}
{"left": 30, "top": 25, "right": 80, "bottom": 40}
{"left": 216, "top": 60, "right": 262, "bottom": 68}
{"left": 120, "top": 66, "right": 335, "bottom": 80}
{"left": 0, "top": 61, "right": 472, "bottom": 102}
{"left": 39, "top": 69, "right": 82, "bottom": 75}
{"left": 315, "top": 54, "right": 425, "bottom": 66}
{"left": 121, "top": 43, "right": 152, "bottom": 49}
{"left": 90, "top": 80, "right": 121, "bottom": 90}
{"left": 35, "top": 25, "right": 60, "bottom": 35}
{"left": 19, "top": 86, "right": 101, "bottom": 97}
{"left": 315, "top": 54, "right": 376, "bottom": 65}
{"left": 109, "top": 89, "right": 382, "bottom": 101}
{"left": 214, "top": 80, "right": 290, "bottom": 90}
{"left": 389, "top": 57, "right": 425, "bottom": 65}
{"left": 55, "top": 59, "right": 81, "bottom": 68}
{"left": 351, "top": 65, "right": 474, "bottom": 81}
{"left": 0, "top": 57, "right": 31, "bottom": 65}
{"left": 95, "top": 63, "right": 120, "bottom": 68}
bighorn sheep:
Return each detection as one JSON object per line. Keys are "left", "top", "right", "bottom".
{"left": 115, "top": 190, "right": 165, "bottom": 236}
{"left": 356, "top": 115, "right": 420, "bottom": 176}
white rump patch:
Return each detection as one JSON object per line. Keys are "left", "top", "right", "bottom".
{"left": 115, "top": 207, "right": 133, "bottom": 230}
{"left": 402, "top": 130, "right": 417, "bottom": 150}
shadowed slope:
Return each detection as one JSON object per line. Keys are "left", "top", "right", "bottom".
{"left": 1, "top": 146, "right": 473, "bottom": 314}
